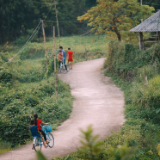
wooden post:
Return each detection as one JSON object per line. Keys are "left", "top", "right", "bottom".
{"left": 41, "top": 20, "right": 47, "bottom": 57}
{"left": 54, "top": 0, "right": 60, "bottom": 46}
{"left": 53, "top": 26, "right": 57, "bottom": 98}
{"left": 139, "top": 32, "right": 144, "bottom": 50}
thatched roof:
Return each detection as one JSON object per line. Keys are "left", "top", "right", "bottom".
{"left": 129, "top": 10, "right": 160, "bottom": 32}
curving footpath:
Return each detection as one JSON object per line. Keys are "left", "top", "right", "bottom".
{"left": 0, "top": 58, "right": 125, "bottom": 160}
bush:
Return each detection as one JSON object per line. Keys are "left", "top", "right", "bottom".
{"left": 104, "top": 41, "right": 160, "bottom": 81}
{"left": 132, "top": 75, "right": 160, "bottom": 123}
{"left": 0, "top": 68, "right": 13, "bottom": 83}
{"left": 19, "top": 45, "right": 45, "bottom": 60}
{"left": 0, "top": 78, "right": 73, "bottom": 147}
{"left": 42, "top": 58, "right": 59, "bottom": 77}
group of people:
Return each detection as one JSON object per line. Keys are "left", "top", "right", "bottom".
{"left": 57, "top": 46, "right": 73, "bottom": 69}
{"left": 30, "top": 113, "right": 49, "bottom": 149}
{"left": 30, "top": 46, "right": 74, "bottom": 150}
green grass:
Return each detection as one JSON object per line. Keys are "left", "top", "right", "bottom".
{"left": 1, "top": 35, "right": 109, "bottom": 63}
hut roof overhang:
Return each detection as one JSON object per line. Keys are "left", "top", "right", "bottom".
{"left": 129, "top": 10, "right": 160, "bottom": 32}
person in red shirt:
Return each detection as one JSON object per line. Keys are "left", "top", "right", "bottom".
{"left": 30, "top": 119, "right": 47, "bottom": 149}
{"left": 34, "top": 113, "right": 49, "bottom": 146}
{"left": 67, "top": 48, "right": 73, "bottom": 69}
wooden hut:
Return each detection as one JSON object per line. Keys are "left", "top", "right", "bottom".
{"left": 129, "top": 10, "right": 160, "bottom": 50}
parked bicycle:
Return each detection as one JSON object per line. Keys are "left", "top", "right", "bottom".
{"left": 33, "top": 124, "right": 54, "bottom": 151}
{"left": 59, "top": 61, "right": 70, "bottom": 74}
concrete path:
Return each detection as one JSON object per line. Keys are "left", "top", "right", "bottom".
{"left": 0, "top": 58, "right": 125, "bottom": 160}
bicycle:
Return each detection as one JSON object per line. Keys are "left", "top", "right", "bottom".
{"left": 59, "top": 61, "right": 70, "bottom": 74}
{"left": 33, "top": 124, "right": 54, "bottom": 151}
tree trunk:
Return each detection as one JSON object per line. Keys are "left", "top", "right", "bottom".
{"left": 114, "top": 27, "right": 121, "bottom": 41}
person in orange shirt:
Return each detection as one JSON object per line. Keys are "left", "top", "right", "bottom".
{"left": 57, "top": 50, "right": 63, "bottom": 68}
{"left": 67, "top": 48, "right": 73, "bottom": 69}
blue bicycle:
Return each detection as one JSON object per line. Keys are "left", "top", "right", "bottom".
{"left": 33, "top": 125, "right": 54, "bottom": 151}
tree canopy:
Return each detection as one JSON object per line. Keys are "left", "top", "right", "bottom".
{"left": 0, "top": 0, "right": 94, "bottom": 44}
{"left": 77, "top": 0, "right": 155, "bottom": 41}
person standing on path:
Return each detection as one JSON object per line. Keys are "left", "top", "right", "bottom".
{"left": 57, "top": 50, "right": 63, "bottom": 68}
{"left": 59, "top": 46, "right": 67, "bottom": 70}
{"left": 67, "top": 48, "right": 73, "bottom": 69}
{"left": 59, "top": 46, "right": 66, "bottom": 65}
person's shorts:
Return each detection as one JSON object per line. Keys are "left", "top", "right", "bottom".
{"left": 68, "top": 58, "right": 73, "bottom": 62}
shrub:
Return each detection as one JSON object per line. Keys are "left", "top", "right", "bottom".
{"left": 24, "top": 95, "right": 39, "bottom": 107}
{"left": 0, "top": 68, "right": 13, "bottom": 83}
{"left": 131, "top": 75, "right": 160, "bottom": 123}
{"left": 104, "top": 41, "right": 160, "bottom": 81}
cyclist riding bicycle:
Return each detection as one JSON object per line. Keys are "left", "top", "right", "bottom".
{"left": 34, "top": 113, "right": 49, "bottom": 146}
{"left": 30, "top": 119, "right": 48, "bottom": 149}
{"left": 59, "top": 46, "right": 67, "bottom": 70}
{"left": 59, "top": 46, "right": 66, "bottom": 65}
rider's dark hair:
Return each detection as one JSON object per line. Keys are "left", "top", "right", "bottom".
{"left": 34, "top": 113, "right": 38, "bottom": 125}
{"left": 59, "top": 46, "right": 63, "bottom": 49}
{"left": 30, "top": 119, "right": 35, "bottom": 125}
{"left": 68, "top": 48, "right": 70, "bottom": 50}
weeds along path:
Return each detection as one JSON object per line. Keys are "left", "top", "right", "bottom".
{"left": 0, "top": 58, "right": 125, "bottom": 160}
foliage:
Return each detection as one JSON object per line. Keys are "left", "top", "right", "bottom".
{"left": 101, "top": 40, "right": 160, "bottom": 159}
{"left": 36, "top": 151, "right": 48, "bottom": 160}
{"left": 141, "top": 0, "right": 160, "bottom": 12}
{"left": 85, "top": 0, "right": 97, "bottom": 8}
{"left": 0, "top": 77, "right": 73, "bottom": 147}
{"left": 79, "top": 125, "right": 103, "bottom": 160}
{"left": 0, "top": 0, "right": 90, "bottom": 44}
{"left": 104, "top": 40, "right": 160, "bottom": 81}
{"left": 77, "top": 0, "right": 154, "bottom": 41}
{"left": 0, "top": 38, "right": 75, "bottom": 149}
{"left": 0, "top": 34, "right": 107, "bottom": 153}
{"left": 102, "top": 71, "right": 160, "bottom": 159}
{"left": 55, "top": 125, "right": 138, "bottom": 160}
{"left": 105, "top": 41, "right": 160, "bottom": 123}
{"left": 131, "top": 75, "right": 160, "bottom": 123}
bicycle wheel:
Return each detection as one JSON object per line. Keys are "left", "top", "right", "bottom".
{"left": 46, "top": 133, "right": 54, "bottom": 148}
{"left": 34, "top": 137, "right": 42, "bottom": 151}
{"left": 60, "top": 65, "right": 68, "bottom": 74}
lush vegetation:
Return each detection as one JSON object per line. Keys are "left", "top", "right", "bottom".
{"left": 1, "top": 0, "right": 160, "bottom": 44}
{"left": 103, "top": 41, "right": 160, "bottom": 159}
{"left": 1, "top": 0, "right": 160, "bottom": 158}
{"left": 48, "top": 41, "right": 160, "bottom": 160}
{"left": 78, "top": 0, "right": 154, "bottom": 41}
{"left": 0, "top": 0, "right": 98, "bottom": 44}
{"left": 0, "top": 34, "right": 108, "bottom": 153}
{"left": 37, "top": 126, "right": 138, "bottom": 160}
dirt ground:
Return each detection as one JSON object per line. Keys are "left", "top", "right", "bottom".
{"left": 0, "top": 58, "right": 125, "bottom": 160}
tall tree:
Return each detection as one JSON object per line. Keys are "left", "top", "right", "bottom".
{"left": 85, "top": 0, "right": 97, "bottom": 8}
{"left": 77, "top": 0, "right": 155, "bottom": 41}
{"left": 0, "top": 0, "right": 91, "bottom": 43}
{"left": 138, "top": 0, "right": 160, "bottom": 12}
